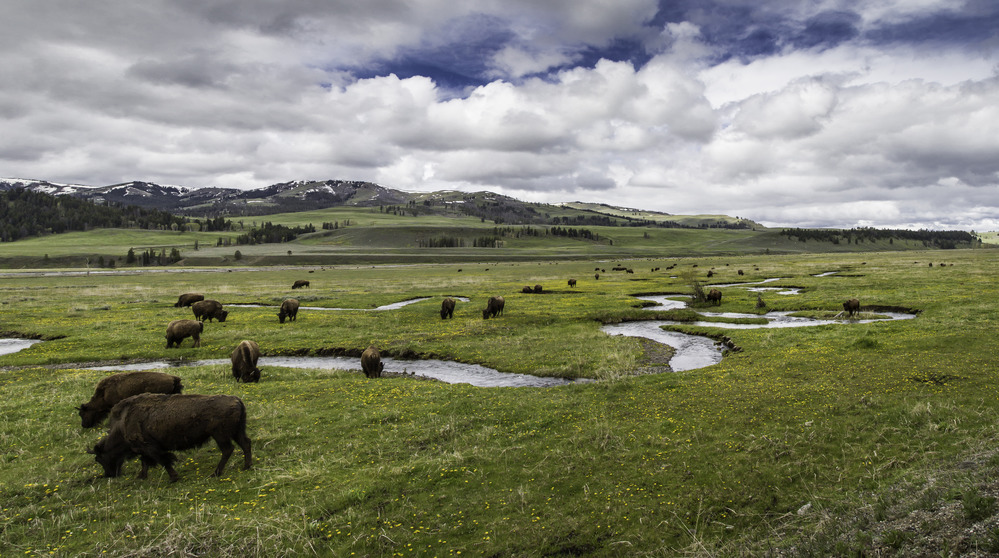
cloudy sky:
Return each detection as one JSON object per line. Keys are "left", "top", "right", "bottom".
{"left": 2, "top": 1, "right": 998, "bottom": 229}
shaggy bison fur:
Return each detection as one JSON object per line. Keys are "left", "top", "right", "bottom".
{"left": 278, "top": 298, "right": 299, "bottom": 323}
{"left": 440, "top": 297, "right": 455, "bottom": 319}
{"left": 192, "top": 299, "right": 228, "bottom": 323}
{"left": 482, "top": 296, "right": 505, "bottom": 319}
{"left": 165, "top": 319, "right": 203, "bottom": 348}
{"left": 89, "top": 393, "right": 252, "bottom": 482}
{"left": 77, "top": 371, "right": 183, "bottom": 428}
{"left": 231, "top": 340, "right": 261, "bottom": 383}
{"left": 174, "top": 293, "right": 204, "bottom": 307}
{"left": 843, "top": 298, "right": 861, "bottom": 317}
{"left": 291, "top": 280, "right": 310, "bottom": 289}
{"left": 706, "top": 289, "right": 723, "bottom": 305}
{"left": 361, "top": 345, "right": 384, "bottom": 378}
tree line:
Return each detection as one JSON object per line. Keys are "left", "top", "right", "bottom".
{"left": 0, "top": 187, "right": 187, "bottom": 242}
{"left": 779, "top": 227, "right": 977, "bottom": 248}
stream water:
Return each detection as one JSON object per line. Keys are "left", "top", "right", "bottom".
{"left": 1, "top": 283, "right": 916, "bottom": 386}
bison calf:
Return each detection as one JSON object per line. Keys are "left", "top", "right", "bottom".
{"left": 165, "top": 319, "right": 203, "bottom": 348}
{"left": 89, "top": 393, "right": 252, "bottom": 482}
{"left": 278, "top": 298, "right": 299, "bottom": 323}
{"left": 174, "top": 293, "right": 204, "bottom": 307}
{"left": 361, "top": 345, "right": 384, "bottom": 378}
{"left": 192, "top": 299, "right": 228, "bottom": 323}
{"left": 78, "top": 371, "right": 183, "bottom": 428}
{"left": 231, "top": 340, "right": 261, "bottom": 383}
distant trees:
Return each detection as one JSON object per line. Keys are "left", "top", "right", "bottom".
{"left": 779, "top": 227, "right": 976, "bottom": 248}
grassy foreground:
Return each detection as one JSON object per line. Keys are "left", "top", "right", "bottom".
{"left": 2, "top": 249, "right": 999, "bottom": 556}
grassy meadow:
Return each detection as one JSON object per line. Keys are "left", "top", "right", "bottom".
{"left": 2, "top": 247, "right": 999, "bottom": 556}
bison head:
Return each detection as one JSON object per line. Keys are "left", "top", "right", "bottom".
{"left": 89, "top": 437, "right": 127, "bottom": 478}
{"left": 218, "top": 310, "right": 229, "bottom": 323}
{"left": 77, "top": 403, "right": 104, "bottom": 429}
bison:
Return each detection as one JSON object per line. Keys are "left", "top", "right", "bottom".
{"left": 291, "top": 280, "right": 310, "bottom": 289}
{"left": 278, "top": 298, "right": 299, "bottom": 323}
{"left": 534, "top": 284, "right": 543, "bottom": 293}
{"left": 522, "top": 286, "right": 533, "bottom": 293}
{"left": 706, "top": 289, "right": 722, "bottom": 305}
{"left": 231, "top": 340, "right": 261, "bottom": 383}
{"left": 568, "top": 278, "right": 577, "bottom": 288}
{"left": 843, "top": 298, "right": 860, "bottom": 317}
{"left": 482, "top": 296, "right": 505, "bottom": 319}
{"left": 440, "top": 297, "right": 455, "bottom": 319}
{"left": 191, "top": 299, "right": 228, "bottom": 323}
{"left": 89, "top": 393, "right": 252, "bottom": 482}
{"left": 165, "top": 319, "right": 203, "bottom": 348}
{"left": 77, "top": 371, "right": 183, "bottom": 428}
{"left": 173, "top": 293, "right": 204, "bottom": 308}
{"left": 361, "top": 345, "right": 384, "bottom": 378}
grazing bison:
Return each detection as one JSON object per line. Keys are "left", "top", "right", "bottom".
{"left": 440, "top": 297, "right": 455, "bottom": 319}
{"left": 361, "top": 345, "right": 384, "bottom": 378}
{"left": 706, "top": 289, "right": 722, "bottom": 305}
{"left": 482, "top": 296, "right": 505, "bottom": 319}
{"left": 89, "top": 393, "right": 252, "bottom": 482}
{"left": 77, "top": 371, "right": 183, "bottom": 428}
{"left": 568, "top": 278, "right": 577, "bottom": 288}
{"left": 278, "top": 298, "right": 299, "bottom": 323}
{"left": 522, "top": 286, "right": 533, "bottom": 293}
{"left": 594, "top": 273, "right": 600, "bottom": 280}
{"left": 291, "top": 280, "right": 310, "bottom": 289}
{"left": 165, "top": 319, "right": 203, "bottom": 348}
{"left": 191, "top": 299, "right": 228, "bottom": 323}
{"left": 174, "top": 293, "right": 204, "bottom": 308}
{"left": 843, "top": 298, "right": 861, "bottom": 317}
{"left": 231, "top": 340, "right": 261, "bottom": 383}
{"left": 534, "top": 284, "right": 543, "bottom": 293}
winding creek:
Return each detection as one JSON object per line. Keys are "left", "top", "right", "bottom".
{"left": 1, "top": 281, "right": 916, "bottom": 386}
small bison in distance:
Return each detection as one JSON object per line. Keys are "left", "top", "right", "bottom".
{"left": 522, "top": 286, "right": 533, "bottom": 293}
{"left": 568, "top": 278, "right": 577, "bottom": 288}
{"left": 361, "top": 345, "right": 384, "bottom": 378}
{"left": 89, "top": 393, "right": 252, "bottom": 482}
{"left": 165, "top": 319, "right": 203, "bottom": 348}
{"left": 77, "top": 371, "right": 183, "bottom": 428}
{"left": 291, "top": 280, "right": 310, "bottom": 289}
{"left": 706, "top": 289, "right": 723, "bottom": 305}
{"left": 534, "top": 284, "right": 543, "bottom": 293}
{"left": 174, "top": 293, "right": 204, "bottom": 308}
{"left": 482, "top": 296, "right": 505, "bottom": 319}
{"left": 191, "top": 299, "right": 228, "bottom": 323}
{"left": 231, "top": 340, "right": 261, "bottom": 383}
{"left": 440, "top": 297, "right": 455, "bottom": 319}
{"left": 278, "top": 298, "right": 299, "bottom": 323}
{"left": 843, "top": 298, "right": 861, "bottom": 317}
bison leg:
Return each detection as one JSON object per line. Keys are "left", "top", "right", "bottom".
{"left": 237, "top": 432, "right": 253, "bottom": 470}
{"left": 191, "top": 335, "right": 201, "bottom": 348}
{"left": 138, "top": 456, "right": 155, "bottom": 479}
{"left": 212, "top": 439, "right": 235, "bottom": 477}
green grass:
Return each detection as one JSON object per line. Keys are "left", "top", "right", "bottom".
{"left": 2, "top": 249, "right": 999, "bottom": 556}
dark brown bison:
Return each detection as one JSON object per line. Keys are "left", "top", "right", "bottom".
{"left": 191, "top": 299, "right": 228, "bottom": 323}
{"left": 361, "top": 345, "right": 384, "bottom": 378}
{"left": 482, "top": 296, "right": 505, "bottom": 319}
{"left": 594, "top": 273, "right": 600, "bottom": 280}
{"left": 89, "top": 393, "right": 252, "bottom": 482}
{"left": 278, "top": 298, "right": 299, "bottom": 323}
{"left": 231, "top": 340, "right": 261, "bottom": 383}
{"left": 291, "top": 280, "right": 310, "bottom": 289}
{"left": 706, "top": 289, "right": 722, "bottom": 305}
{"left": 440, "top": 297, "right": 455, "bottom": 319}
{"left": 77, "top": 371, "right": 183, "bottom": 428}
{"left": 165, "top": 319, "right": 203, "bottom": 348}
{"left": 843, "top": 298, "right": 860, "bottom": 317}
{"left": 522, "top": 286, "right": 533, "bottom": 293}
{"left": 534, "top": 284, "right": 543, "bottom": 293}
{"left": 174, "top": 293, "right": 204, "bottom": 308}
{"left": 568, "top": 278, "right": 577, "bottom": 288}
